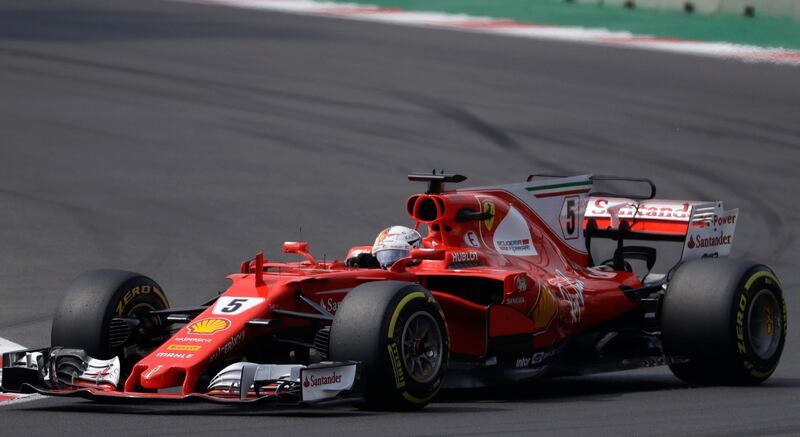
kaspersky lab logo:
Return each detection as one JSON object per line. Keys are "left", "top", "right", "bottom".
{"left": 303, "top": 372, "right": 343, "bottom": 388}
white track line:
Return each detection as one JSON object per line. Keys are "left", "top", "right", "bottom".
{"left": 0, "top": 337, "right": 45, "bottom": 407}
{"left": 177, "top": 0, "right": 800, "bottom": 66}
{"left": 0, "top": 337, "right": 25, "bottom": 354}
{"left": 0, "top": 393, "right": 46, "bottom": 407}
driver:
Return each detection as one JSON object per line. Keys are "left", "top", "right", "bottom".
{"left": 346, "top": 225, "right": 422, "bottom": 269}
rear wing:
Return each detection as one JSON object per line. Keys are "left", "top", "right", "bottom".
{"left": 585, "top": 197, "right": 739, "bottom": 261}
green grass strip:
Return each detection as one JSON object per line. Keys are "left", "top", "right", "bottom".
{"left": 331, "top": 0, "right": 800, "bottom": 50}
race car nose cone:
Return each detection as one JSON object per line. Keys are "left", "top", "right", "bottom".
{"left": 143, "top": 365, "right": 163, "bottom": 381}
{"left": 139, "top": 365, "right": 185, "bottom": 389}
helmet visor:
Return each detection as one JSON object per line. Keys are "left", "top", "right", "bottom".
{"left": 375, "top": 249, "right": 409, "bottom": 268}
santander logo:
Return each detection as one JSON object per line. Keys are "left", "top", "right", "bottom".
{"left": 303, "top": 372, "right": 343, "bottom": 388}
{"left": 687, "top": 233, "right": 732, "bottom": 249}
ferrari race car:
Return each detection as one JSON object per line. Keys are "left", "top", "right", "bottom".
{"left": 1, "top": 173, "right": 787, "bottom": 410}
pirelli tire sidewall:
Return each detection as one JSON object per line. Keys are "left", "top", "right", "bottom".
{"left": 383, "top": 288, "right": 449, "bottom": 406}
{"left": 729, "top": 265, "right": 787, "bottom": 381}
{"left": 329, "top": 280, "right": 449, "bottom": 409}
{"left": 662, "top": 258, "right": 786, "bottom": 384}
{"left": 51, "top": 269, "right": 170, "bottom": 360}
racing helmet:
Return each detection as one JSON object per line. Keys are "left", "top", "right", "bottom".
{"left": 371, "top": 225, "right": 422, "bottom": 268}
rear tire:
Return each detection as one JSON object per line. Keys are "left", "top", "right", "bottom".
{"left": 51, "top": 269, "right": 170, "bottom": 365}
{"left": 329, "top": 281, "right": 449, "bottom": 410}
{"left": 661, "top": 259, "right": 786, "bottom": 385}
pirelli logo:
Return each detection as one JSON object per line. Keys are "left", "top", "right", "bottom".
{"left": 388, "top": 343, "right": 405, "bottom": 389}
{"left": 167, "top": 344, "right": 202, "bottom": 351}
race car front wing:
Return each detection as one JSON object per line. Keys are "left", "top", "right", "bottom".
{"left": 1, "top": 347, "right": 362, "bottom": 405}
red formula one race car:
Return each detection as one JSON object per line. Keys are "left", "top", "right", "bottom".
{"left": 1, "top": 173, "right": 788, "bottom": 409}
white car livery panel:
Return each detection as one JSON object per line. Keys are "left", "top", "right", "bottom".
{"left": 461, "top": 175, "right": 593, "bottom": 254}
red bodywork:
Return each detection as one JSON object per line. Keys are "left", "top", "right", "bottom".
{"left": 122, "top": 179, "right": 647, "bottom": 395}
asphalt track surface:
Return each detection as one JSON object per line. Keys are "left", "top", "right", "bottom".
{"left": 1, "top": 0, "right": 799, "bottom": 435}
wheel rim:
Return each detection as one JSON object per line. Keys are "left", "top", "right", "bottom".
{"left": 747, "top": 289, "right": 782, "bottom": 360}
{"left": 109, "top": 302, "right": 164, "bottom": 354}
{"left": 400, "top": 311, "right": 443, "bottom": 384}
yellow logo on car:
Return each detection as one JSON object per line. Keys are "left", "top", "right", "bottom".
{"left": 482, "top": 200, "right": 495, "bottom": 231}
{"left": 187, "top": 318, "right": 231, "bottom": 335}
{"left": 167, "top": 344, "right": 202, "bottom": 351}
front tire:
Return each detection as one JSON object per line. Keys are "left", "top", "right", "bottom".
{"left": 661, "top": 259, "right": 786, "bottom": 385}
{"left": 329, "top": 281, "right": 449, "bottom": 410}
{"left": 51, "top": 269, "right": 170, "bottom": 366}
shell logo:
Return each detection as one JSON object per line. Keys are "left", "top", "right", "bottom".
{"left": 187, "top": 318, "right": 231, "bottom": 335}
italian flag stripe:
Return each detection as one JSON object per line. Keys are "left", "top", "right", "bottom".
{"left": 533, "top": 188, "right": 591, "bottom": 198}
{"left": 526, "top": 181, "right": 591, "bottom": 198}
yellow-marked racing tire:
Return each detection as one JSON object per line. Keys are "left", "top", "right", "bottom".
{"left": 329, "top": 280, "right": 449, "bottom": 410}
{"left": 662, "top": 259, "right": 786, "bottom": 385}
{"left": 51, "top": 269, "right": 170, "bottom": 366}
